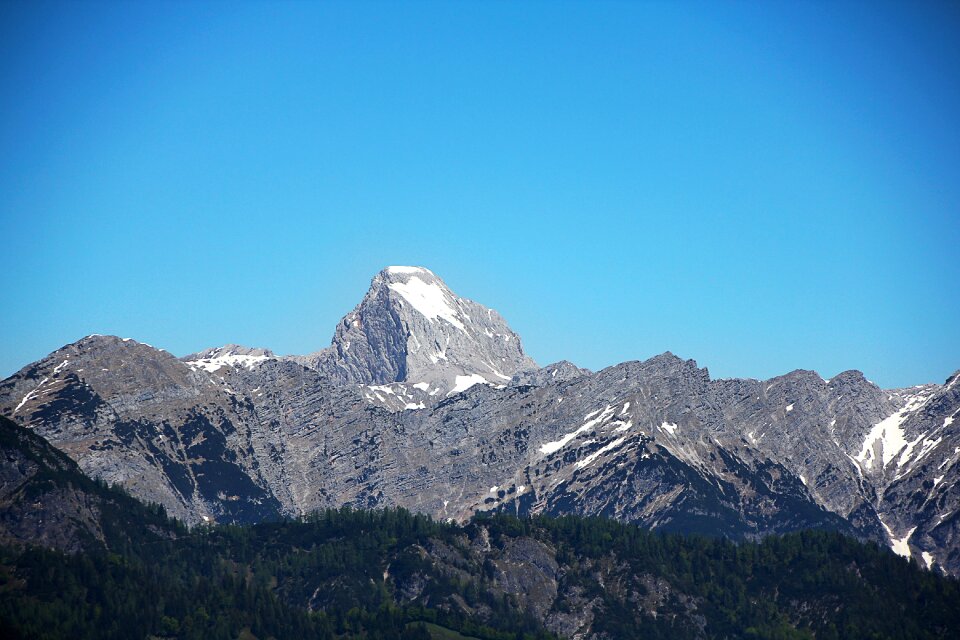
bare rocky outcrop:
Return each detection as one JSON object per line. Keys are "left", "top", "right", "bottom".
{"left": 291, "top": 266, "right": 537, "bottom": 397}
{"left": 1, "top": 267, "right": 958, "bottom": 576}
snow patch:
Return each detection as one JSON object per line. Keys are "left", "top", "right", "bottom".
{"left": 540, "top": 406, "right": 615, "bottom": 455}
{"left": 484, "top": 363, "right": 510, "bottom": 380}
{"left": 386, "top": 266, "right": 427, "bottom": 275}
{"left": 880, "top": 518, "right": 916, "bottom": 559}
{"left": 367, "top": 385, "right": 397, "bottom": 396}
{"left": 52, "top": 360, "right": 69, "bottom": 375}
{"left": 922, "top": 551, "right": 935, "bottom": 569}
{"left": 576, "top": 437, "right": 627, "bottom": 469}
{"left": 122, "top": 338, "right": 154, "bottom": 348}
{"left": 187, "top": 353, "right": 270, "bottom": 373}
{"left": 786, "top": 403, "right": 794, "bottom": 412}
{"left": 660, "top": 422, "right": 678, "bottom": 435}
{"left": 388, "top": 276, "right": 465, "bottom": 332}
{"left": 14, "top": 377, "right": 49, "bottom": 414}
{"left": 428, "top": 350, "right": 449, "bottom": 364}
{"left": 448, "top": 374, "right": 488, "bottom": 396}
{"left": 855, "top": 393, "right": 929, "bottom": 470}
{"left": 914, "top": 437, "right": 942, "bottom": 464}
{"left": 413, "top": 382, "right": 431, "bottom": 391}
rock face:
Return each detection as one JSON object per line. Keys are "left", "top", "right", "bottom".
{"left": 864, "top": 373, "right": 960, "bottom": 574}
{"left": 0, "top": 336, "right": 283, "bottom": 524}
{"left": 0, "top": 415, "right": 178, "bottom": 553}
{"left": 1, "top": 266, "right": 958, "bottom": 575}
{"left": 293, "top": 266, "right": 537, "bottom": 397}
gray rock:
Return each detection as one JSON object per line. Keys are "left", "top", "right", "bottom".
{"left": 0, "top": 335, "right": 284, "bottom": 524}
{"left": 291, "top": 266, "right": 537, "bottom": 397}
{"left": 1, "top": 267, "right": 958, "bottom": 577}
{"left": 511, "top": 361, "right": 590, "bottom": 387}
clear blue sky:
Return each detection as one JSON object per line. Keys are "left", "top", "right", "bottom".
{"left": 1, "top": 1, "right": 958, "bottom": 388}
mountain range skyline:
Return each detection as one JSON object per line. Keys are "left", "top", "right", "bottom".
{"left": 3, "top": 4, "right": 959, "bottom": 637}
{"left": 3, "top": 3, "right": 959, "bottom": 389}
{"left": 9, "top": 264, "right": 951, "bottom": 393}
{"left": 4, "top": 264, "right": 957, "bottom": 575}
{"left": 3, "top": 263, "right": 955, "bottom": 391}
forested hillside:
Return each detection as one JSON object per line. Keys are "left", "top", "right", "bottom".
{"left": 2, "top": 507, "right": 959, "bottom": 640}
{"left": 2, "top": 415, "right": 959, "bottom": 639}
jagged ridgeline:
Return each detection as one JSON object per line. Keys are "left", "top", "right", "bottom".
{"left": 2, "top": 416, "right": 960, "bottom": 640}
{"left": 1, "top": 265, "right": 959, "bottom": 578}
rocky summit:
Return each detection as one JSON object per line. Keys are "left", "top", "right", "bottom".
{"left": 1, "top": 266, "right": 958, "bottom": 576}
{"left": 294, "top": 266, "right": 536, "bottom": 399}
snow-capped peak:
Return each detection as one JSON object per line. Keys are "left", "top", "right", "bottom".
{"left": 385, "top": 265, "right": 431, "bottom": 275}
{"left": 293, "top": 266, "right": 537, "bottom": 396}
{"left": 387, "top": 273, "right": 466, "bottom": 333}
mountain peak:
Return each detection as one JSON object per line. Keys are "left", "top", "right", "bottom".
{"left": 295, "top": 266, "right": 537, "bottom": 394}
{"left": 382, "top": 265, "right": 433, "bottom": 277}
{"left": 373, "top": 266, "right": 467, "bottom": 333}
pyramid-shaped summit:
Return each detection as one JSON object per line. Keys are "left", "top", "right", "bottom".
{"left": 295, "top": 266, "right": 537, "bottom": 394}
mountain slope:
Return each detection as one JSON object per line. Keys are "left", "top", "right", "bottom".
{"left": 0, "top": 344, "right": 900, "bottom": 550}
{"left": 0, "top": 415, "right": 181, "bottom": 553}
{"left": 0, "top": 266, "right": 958, "bottom": 575}
{"left": 869, "top": 373, "right": 960, "bottom": 572}
{"left": 293, "top": 266, "right": 537, "bottom": 396}
{"left": 3, "top": 508, "right": 960, "bottom": 640}
{"left": 0, "top": 335, "right": 284, "bottom": 524}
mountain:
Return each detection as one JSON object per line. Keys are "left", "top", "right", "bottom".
{"left": 0, "top": 335, "right": 285, "bottom": 524}
{"left": 9, "top": 400, "right": 956, "bottom": 640}
{"left": 293, "top": 266, "right": 537, "bottom": 398}
{"left": 1, "top": 266, "right": 958, "bottom": 576}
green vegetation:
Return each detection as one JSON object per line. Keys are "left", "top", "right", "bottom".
{"left": 1, "top": 417, "right": 958, "bottom": 639}
{"left": 490, "top": 513, "right": 960, "bottom": 639}
{"left": 0, "top": 507, "right": 958, "bottom": 639}
{"left": 0, "top": 508, "right": 553, "bottom": 640}
{"left": 417, "top": 621, "right": 483, "bottom": 639}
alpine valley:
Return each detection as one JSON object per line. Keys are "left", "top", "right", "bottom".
{"left": 3, "top": 265, "right": 959, "bottom": 581}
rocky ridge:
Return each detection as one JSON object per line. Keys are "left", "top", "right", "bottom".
{"left": 1, "top": 267, "right": 958, "bottom": 575}
{"left": 0, "top": 415, "right": 179, "bottom": 553}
